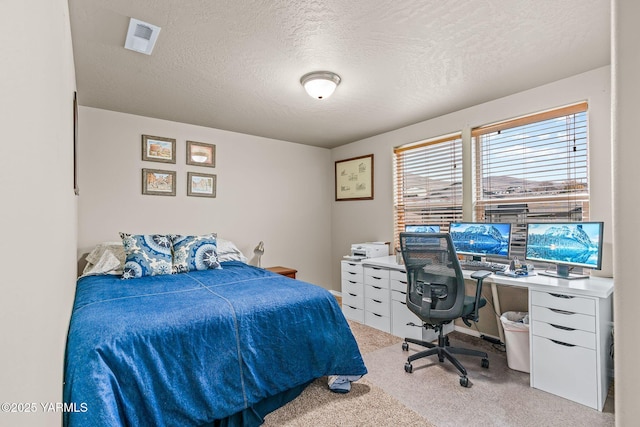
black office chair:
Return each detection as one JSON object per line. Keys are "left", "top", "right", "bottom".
{"left": 399, "top": 232, "right": 492, "bottom": 387}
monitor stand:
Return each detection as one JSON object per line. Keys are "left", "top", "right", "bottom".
{"left": 538, "top": 264, "right": 589, "bottom": 280}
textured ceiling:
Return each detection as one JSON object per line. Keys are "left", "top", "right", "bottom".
{"left": 68, "top": 0, "right": 610, "bottom": 148}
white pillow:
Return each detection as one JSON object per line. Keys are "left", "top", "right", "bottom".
{"left": 217, "top": 238, "right": 248, "bottom": 263}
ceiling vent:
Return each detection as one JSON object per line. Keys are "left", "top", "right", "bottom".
{"left": 124, "top": 18, "right": 161, "bottom": 55}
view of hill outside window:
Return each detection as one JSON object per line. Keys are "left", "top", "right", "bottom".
{"left": 393, "top": 103, "right": 590, "bottom": 259}
{"left": 472, "top": 102, "right": 590, "bottom": 259}
{"left": 393, "top": 134, "right": 463, "bottom": 247}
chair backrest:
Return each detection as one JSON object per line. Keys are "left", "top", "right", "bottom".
{"left": 399, "top": 232, "right": 466, "bottom": 324}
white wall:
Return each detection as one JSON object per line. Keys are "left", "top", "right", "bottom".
{"left": 331, "top": 66, "right": 612, "bottom": 291}
{"left": 613, "top": 1, "right": 639, "bottom": 424}
{"left": 0, "top": 1, "right": 77, "bottom": 426}
{"left": 77, "top": 107, "right": 333, "bottom": 287}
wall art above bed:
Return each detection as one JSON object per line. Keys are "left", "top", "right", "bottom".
{"left": 142, "top": 134, "right": 176, "bottom": 164}
{"left": 186, "top": 140, "right": 216, "bottom": 167}
{"left": 142, "top": 168, "right": 176, "bottom": 196}
{"left": 187, "top": 172, "right": 216, "bottom": 198}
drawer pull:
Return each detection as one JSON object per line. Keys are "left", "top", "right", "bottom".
{"left": 550, "top": 339, "right": 576, "bottom": 347}
{"left": 373, "top": 299, "right": 382, "bottom": 304}
{"left": 373, "top": 286, "right": 382, "bottom": 290}
{"left": 399, "top": 280, "right": 407, "bottom": 284}
{"left": 549, "top": 308, "right": 575, "bottom": 315}
{"left": 550, "top": 323, "right": 576, "bottom": 331}
{"left": 348, "top": 293, "right": 357, "bottom": 297}
{"left": 347, "top": 263, "right": 357, "bottom": 267}
{"left": 347, "top": 272, "right": 356, "bottom": 275}
{"left": 371, "top": 267, "right": 382, "bottom": 270}
{"left": 345, "top": 305, "right": 356, "bottom": 309}
{"left": 348, "top": 280, "right": 357, "bottom": 284}
{"left": 549, "top": 293, "right": 574, "bottom": 299}
{"left": 372, "top": 277, "right": 382, "bottom": 280}
{"left": 373, "top": 313, "right": 382, "bottom": 317}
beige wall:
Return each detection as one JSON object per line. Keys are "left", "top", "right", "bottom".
{"left": 0, "top": 1, "right": 77, "bottom": 426}
{"left": 330, "top": 66, "right": 612, "bottom": 337}
{"left": 613, "top": 1, "right": 639, "bottom": 424}
{"left": 77, "top": 107, "right": 333, "bottom": 287}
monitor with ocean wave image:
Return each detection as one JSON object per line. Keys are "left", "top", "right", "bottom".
{"left": 448, "top": 222, "right": 511, "bottom": 259}
{"left": 524, "top": 222, "right": 604, "bottom": 280}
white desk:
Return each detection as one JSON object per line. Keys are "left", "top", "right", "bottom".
{"left": 360, "top": 256, "right": 614, "bottom": 411}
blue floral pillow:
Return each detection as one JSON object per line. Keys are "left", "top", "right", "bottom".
{"left": 120, "top": 233, "right": 173, "bottom": 279}
{"left": 171, "top": 233, "right": 221, "bottom": 273}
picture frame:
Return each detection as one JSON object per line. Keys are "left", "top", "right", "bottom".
{"left": 186, "top": 140, "right": 216, "bottom": 167}
{"left": 187, "top": 172, "right": 216, "bottom": 198}
{"left": 142, "top": 168, "right": 176, "bottom": 196}
{"left": 142, "top": 135, "right": 176, "bottom": 164}
{"left": 335, "top": 154, "right": 374, "bottom": 201}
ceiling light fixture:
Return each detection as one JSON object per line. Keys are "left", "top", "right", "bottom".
{"left": 300, "top": 71, "right": 341, "bottom": 100}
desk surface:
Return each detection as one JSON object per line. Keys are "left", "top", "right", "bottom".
{"left": 361, "top": 256, "right": 614, "bottom": 299}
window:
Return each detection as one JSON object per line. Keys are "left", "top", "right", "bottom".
{"left": 472, "top": 102, "right": 589, "bottom": 259}
{"left": 393, "top": 134, "right": 463, "bottom": 248}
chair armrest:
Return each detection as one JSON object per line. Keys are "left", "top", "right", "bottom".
{"left": 465, "top": 270, "right": 492, "bottom": 325}
{"left": 470, "top": 270, "right": 492, "bottom": 280}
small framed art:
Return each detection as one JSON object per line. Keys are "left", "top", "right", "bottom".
{"left": 335, "top": 154, "right": 374, "bottom": 201}
{"left": 142, "top": 135, "right": 176, "bottom": 164}
{"left": 187, "top": 172, "right": 216, "bottom": 198}
{"left": 142, "top": 168, "right": 176, "bottom": 196}
{"left": 186, "top": 141, "right": 216, "bottom": 167}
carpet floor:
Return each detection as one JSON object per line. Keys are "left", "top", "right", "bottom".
{"left": 263, "top": 321, "right": 615, "bottom": 426}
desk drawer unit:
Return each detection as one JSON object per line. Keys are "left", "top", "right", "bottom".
{"left": 340, "top": 261, "right": 364, "bottom": 323}
{"left": 363, "top": 266, "right": 391, "bottom": 332}
{"left": 389, "top": 268, "right": 418, "bottom": 336}
{"left": 342, "top": 281, "right": 364, "bottom": 309}
{"left": 530, "top": 290, "right": 602, "bottom": 410}
{"left": 364, "top": 289, "right": 391, "bottom": 332}
{"left": 364, "top": 266, "right": 390, "bottom": 287}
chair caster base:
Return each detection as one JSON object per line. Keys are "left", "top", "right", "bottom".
{"left": 460, "top": 376, "right": 470, "bottom": 387}
{"left": 404, "top": 362, "right": 413, "bottom": 373}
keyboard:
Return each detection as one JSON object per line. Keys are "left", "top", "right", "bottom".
{"left": 459, "top": 260, "right": 508, "bottom": 273}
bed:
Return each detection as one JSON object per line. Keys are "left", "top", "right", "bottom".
{"left": 63, "top": 259, "right": 367, "bottom": 426}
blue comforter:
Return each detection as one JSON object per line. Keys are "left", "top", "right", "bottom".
{"left": 63, "top": 262, "right": 366, "bottom": 426}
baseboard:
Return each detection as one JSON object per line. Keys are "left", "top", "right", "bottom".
{"left": 329, "top": 290, "right": 342, "bottom": 297}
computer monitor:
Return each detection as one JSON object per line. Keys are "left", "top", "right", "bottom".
{"left": 524, "top": 222, "right": 604, "bottom": 280}
{"left": 404, "top": 224, "right": 440, "bottom": 233}
{"left": 448, "top": 222, "right": 511, "bottom": 259}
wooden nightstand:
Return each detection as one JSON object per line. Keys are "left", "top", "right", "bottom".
{"left": 266, "top": 266, "right": 297, "bottom": 279}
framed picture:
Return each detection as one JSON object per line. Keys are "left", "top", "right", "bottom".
{"left": 187, "top": 172, "right": 216, "bottom": 198}
{"left": 142, "top": 168, "right": 176, "bottom": 196}
{"left": 142, "top": 135, "right": 176, "bottom": 163}
{"left": 186, "top": 141, "right": 216, "bottom": 167}
{"left": 335, "top": 154, "right": 374, "bottom": 201}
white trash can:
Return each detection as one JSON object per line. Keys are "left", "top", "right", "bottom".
{"left": 500, "top": 311, "right": 530, "bottom": 373}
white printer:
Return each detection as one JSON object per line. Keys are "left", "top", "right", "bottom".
{"left": 344, "top": 242, "right": 389, "bottom": 260}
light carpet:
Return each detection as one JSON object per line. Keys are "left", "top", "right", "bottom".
{"left": 264, "top": 321, "right": 615, "bottom": 426}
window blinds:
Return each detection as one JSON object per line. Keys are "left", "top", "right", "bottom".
{"left": 393, "top": 134, "right": 463, "bottom": 248}
{"left": 472, "top": 102, "right": 589, "bottom": 259}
